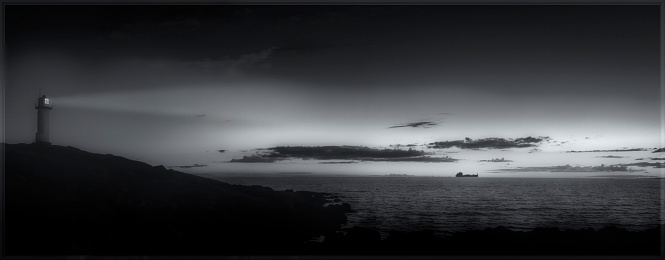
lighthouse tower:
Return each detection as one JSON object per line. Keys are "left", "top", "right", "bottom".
{"left": 35, "top": 95, "right": 53, "bottom": 144}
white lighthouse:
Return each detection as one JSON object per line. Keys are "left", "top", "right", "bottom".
{"left": 35, "top": 95, "right": 53, "bottom": 144}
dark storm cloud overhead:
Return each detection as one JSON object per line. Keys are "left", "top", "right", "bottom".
{"left": 7, "top": 5, "right": 375, "bottom": 61}
{"left": 7, "top": 5, "right": 658, "bottom": 97}
{"left": 6, "top": 45, "right": 280, "bottom": 99}
{"left": 6, "top": 5, "right": 272, "bottom": 60}
{"left": 262, "top": 5, "right": 658, "bottom": 95}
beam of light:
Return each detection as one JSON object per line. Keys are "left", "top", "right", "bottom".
{"left": 53, "top": 92, "right": 207, "bottom": 118}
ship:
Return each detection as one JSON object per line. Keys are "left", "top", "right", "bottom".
{"left": 455, "top": 172, "right": 478, "bottom": 177}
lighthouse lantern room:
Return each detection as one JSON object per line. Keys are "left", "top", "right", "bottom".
{"left": 35, "top": 95, "right": 53, "bottom": 144}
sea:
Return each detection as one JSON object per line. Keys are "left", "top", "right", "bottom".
{"left": 199, "top": 175, "right": 663, "bottom": 238}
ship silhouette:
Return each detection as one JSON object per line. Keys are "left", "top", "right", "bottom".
{"left": 455, "top": 172, "right": 478, "bottom": 177}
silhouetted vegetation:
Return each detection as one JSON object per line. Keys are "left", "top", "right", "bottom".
{"left": 229, "top": 146, "right": 457, "bottom": 163}
{"left": 653, "top": 148, "right": 665, "bottom": 153}
{"left": 428, "top": 136, "right": 548, "bottom": 149}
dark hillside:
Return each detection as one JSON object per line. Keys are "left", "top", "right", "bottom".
{"left": 4, "top": 143, "right": 350, "bottom": 255}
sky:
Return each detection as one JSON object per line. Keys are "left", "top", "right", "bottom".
{"left": 3, "top": 4, "right": 662, "bottom": 175}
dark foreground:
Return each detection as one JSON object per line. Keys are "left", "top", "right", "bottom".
{"left": 4, "top": 143, "right": 662, "bottom": 256}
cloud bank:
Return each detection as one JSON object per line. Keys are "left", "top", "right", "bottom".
{"left": 429, "top": 136, "right": 549, "bottom": 149}
{"left": 229, "top": 146, "right": 457, "bottom": 163}
{"left": 501, "top": 164, "right": 632, "bottom": 172}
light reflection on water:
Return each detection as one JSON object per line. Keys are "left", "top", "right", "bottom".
{"left": 207, "top": 176, "right": 662, "bottom": 238}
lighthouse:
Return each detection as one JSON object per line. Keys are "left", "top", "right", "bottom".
{"left": 35, "top": 95, "right": 53, "bottom": 144}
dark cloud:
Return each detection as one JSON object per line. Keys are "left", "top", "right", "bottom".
{"left": 229, "top": 155, "right": 281, "bottom": 163}
{"left": 567, "top": 148, "right": 648, "bottom": 153}
{"left": 389, "top": 144, "right": 421, "bottom": 149}
{"left": 429, "top": 136, "right": 549, "bottom": 149}
{"left": 389, "top": 121, "right": 441, "bottom": 129}
{"left": 479, "top": 158, "right": 513, "bottom": 163}
{"left": 362, "top": 156, "right": 456, "bottom": 163}
{"left": 318, "top": 161, "right": 358, "bottom": 164}
{"left": 620, "top": 162, "right": 665, "bottom": 168}
{"left": 267, "top": 146, "right": 427, "bottom": 160}
{"left": 228, "top": 146, "right": 457, "bottom": 163}
{"left": 501, "top": 164, "right": 632, "bottom": 172}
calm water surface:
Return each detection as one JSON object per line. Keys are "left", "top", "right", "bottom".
{"left": 211, "top": 176, "right": 662, "bottom": 237}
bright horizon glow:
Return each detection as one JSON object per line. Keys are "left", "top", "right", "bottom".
{"left": 6, "top": 89, "right": 660, "bottom": 177}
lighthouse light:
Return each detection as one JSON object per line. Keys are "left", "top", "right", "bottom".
{"left": 35, "top": 94, "right": 52, "bottom": 144}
